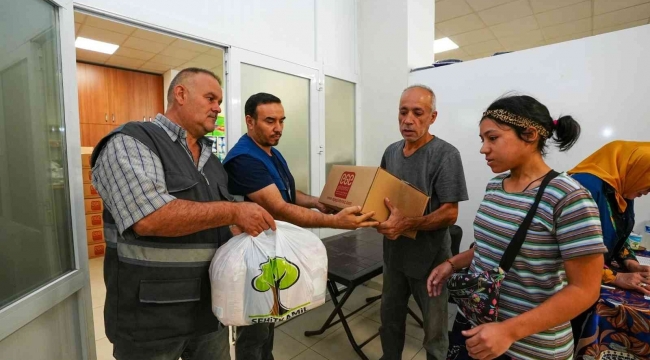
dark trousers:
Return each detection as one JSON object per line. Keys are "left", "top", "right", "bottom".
{"left": 235, "top": 323, "right": 274, "bottom": 360}
{"left": 379, "top": 264, "right": 449, "bottom": 360}
{"left": 113, "top": 327, "right": 230, "bottom": 360}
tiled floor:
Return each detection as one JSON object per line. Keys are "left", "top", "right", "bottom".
{"left": 89, "top": 257, "right": 457, "bottom": 360}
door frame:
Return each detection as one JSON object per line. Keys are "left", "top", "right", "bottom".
{"left": 0, "top": 0, "right": 95, "bottom": 358}
{"left": 226, "top": 48, "right": 322, "bottom": 209}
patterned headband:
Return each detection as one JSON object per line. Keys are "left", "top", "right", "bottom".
{"left": 482, "top": 109, "right": 551, "bottom": 138}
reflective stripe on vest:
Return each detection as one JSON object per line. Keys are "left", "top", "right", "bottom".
{"left": 104, "top": 223, "right": 217, "bottom": 267}
{"left": 118, "top": 243, "right": 217, "bottom": 267}
{"left": 104, "top": 223, "right": 118, "bottom": 247}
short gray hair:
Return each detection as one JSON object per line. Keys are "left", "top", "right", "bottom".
{"left": 167, "top": 67, "right": 222, "bottom": 107}
{"left": 402, "top": 84, "right": 436, "bottom": 111}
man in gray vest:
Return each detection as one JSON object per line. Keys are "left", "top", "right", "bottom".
{"left": 91, "top": 68, "right": 275, "bottom": 360}
{"left": 376, "top": 85, "right": 468, "bottom": 360}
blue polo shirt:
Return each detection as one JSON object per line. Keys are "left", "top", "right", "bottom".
{"left": 224, "top": 154, "right": 296, "bottom": 204}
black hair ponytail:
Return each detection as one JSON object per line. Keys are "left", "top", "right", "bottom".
{"left": 552, "top": 115, "right": 580, "bottom": 152}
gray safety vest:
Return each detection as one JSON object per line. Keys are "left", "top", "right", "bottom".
{"left": 91, "top": 121, "right": 233, "bottom": 347}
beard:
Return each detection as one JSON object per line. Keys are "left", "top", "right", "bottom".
{"left": 265, "top": 136, "right": 281, "bottom": 146}
{"left": 259, "top": 132, "right": 281, "bottom": 147}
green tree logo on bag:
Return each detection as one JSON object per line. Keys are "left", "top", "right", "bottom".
{"left": 251, "top": 257, "right": 309, "bottom": 322}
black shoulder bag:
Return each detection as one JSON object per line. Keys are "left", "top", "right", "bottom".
{"left": 447, "top": 170, "right": 560, "bottom": 325}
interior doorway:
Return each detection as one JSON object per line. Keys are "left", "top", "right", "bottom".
{"left": 73, "top": 10, "right": 228, "bottom": 359}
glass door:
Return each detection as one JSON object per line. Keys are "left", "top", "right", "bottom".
{"left": 0, "top": 0, "right": 95, "bottom": 358}
{"left": 227, "top": 48, "right": 321, "bottom": 235}
{"left": 319, "top": 75, "right": 357, "bottom": 238}
{"left": 239, "top": 64, "right": 312, "bottom": 194}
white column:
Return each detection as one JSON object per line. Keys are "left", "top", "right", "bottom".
{"left": 357, "top": 0, "right": 435, "bottom": 165}
{"left": 408, "top": 0, "right": 435, "bottom": 67}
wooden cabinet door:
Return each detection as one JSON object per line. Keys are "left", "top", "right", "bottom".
{"left": 80, "top": 124, "right": 115, "bottom": 147}
{"left": 146, "top": 74, "right": 164, "bottom": 121}
{"left": 76, "top": 63, "right": 89, "bottom": 123}
{"left": 77, "top": 63, "right": 110, "bottom": 125}
{"left": 107, "top": 68, "right": 131, "bottom": 125}
{"left": 128, "top": 71, "right": 149, "bottom": 123}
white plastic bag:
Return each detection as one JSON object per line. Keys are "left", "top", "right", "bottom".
{"left": 209, "top": 221, "right": 328, "bottom": 326}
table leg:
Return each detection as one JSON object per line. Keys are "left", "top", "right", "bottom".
{"left": 306, "top": 280, "right": 381, "bottom": 336}
{"left": 327, "top": 280, "right": 370, "bottom": 360}
{"left": 304, "top": 279, "right": 351, "bottom": 337}
{"left": 365, "top": 294, "right": 381, "bottom": 303}
{"left": 408, "top": 308, "right": 424, "bottom": 328}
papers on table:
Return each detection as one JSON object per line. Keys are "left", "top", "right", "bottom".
{"left": 637, "top": 255, "right": 650, "bottom": 266}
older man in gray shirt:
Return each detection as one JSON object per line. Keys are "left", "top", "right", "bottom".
{"left": 376, "top": 85, "right": 468, "bottom": 360}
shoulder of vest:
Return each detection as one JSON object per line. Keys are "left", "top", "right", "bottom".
{"left": 120, "top": 121, "right": 166, "bottom": 136}
{"left": 91, "top": 122, "right": 166, "bottom": 167}
{"left": 223, "top": 137, "right": 256, "bottom": 164}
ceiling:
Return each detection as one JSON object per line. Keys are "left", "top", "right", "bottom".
{"left": 434, "top": 0, "right": 650, "bottom": 61}
{"left": 74, "top": 3, "right": 650, "bottom": 70}
{"left": 74, "top": 12, "right": 224, "bottom": 77}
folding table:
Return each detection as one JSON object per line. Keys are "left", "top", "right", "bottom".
{"left": 304, "top": 228, "right": 422, "bottom": 360}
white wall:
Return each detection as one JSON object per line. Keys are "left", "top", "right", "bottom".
{"left": 357, "top": 0, "right": 435, "bottom": 166}
{"left": 74, "top": 0, "right": 358, "bottom": 77}
{"left": 407, "top": 25, "right": 650, "bottom": 250}
{"left": 318, "top": 0, "right": 358, "bottom": 82}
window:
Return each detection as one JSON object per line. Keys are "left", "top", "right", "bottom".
{"left": 325, "top": 76, "right": 356, "bottom": 175}
{"left": 240, "top": 63, "right": 311, "bottom": 193}
{"left": 0, "top": 0, "right": 74, "bottom": 309}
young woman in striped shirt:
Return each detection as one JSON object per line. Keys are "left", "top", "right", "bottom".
{"left": 427, "top": 95, "right": 607, "bottom": 360}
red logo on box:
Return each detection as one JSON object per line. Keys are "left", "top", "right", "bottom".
{"left": 87, "top": 172, "right": 92, "bottom": 181}
{"left": 335, "top": 172, "right": 356, "bottom": 199}
{"left": 90, "top": 185, "right": 98, "bottom": 195}
{"left": 90, "top": 200, "right": 101, "bottom": 211}
{"left": 90, "top": 215, "right": 102, "bottom": 226}
{"left": 91, "top": 230, "right": 102, "bottom": 241}
{"left": 92, "top": 244, "right": 105, "bottom": 256}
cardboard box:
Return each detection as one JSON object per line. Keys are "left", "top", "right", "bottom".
{"left": 81, "top": 147, "right": 93, "bottom": 168}
{"left": 85, "top": 213, "right": 104, "bottom": 229}
{"left": 82, "top": 168, "right": 92, "bottom": 183}
{"left": 83, "top": 183, "right": 100, "bottom": 198}
{"left": 86, "top": 228, "right": 105, "bottom": 244}
{"left": 319, "top": 165, "right": 429, "bottom": 239}
{"left": 88, "top": 243, "right": 106, "bottom": 259}
{"left": 84, "top": 198, "right": 104, "bottom": 214}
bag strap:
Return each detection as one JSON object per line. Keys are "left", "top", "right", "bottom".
{"left": 499, "top": 170, "right": 560, "bottom": 272}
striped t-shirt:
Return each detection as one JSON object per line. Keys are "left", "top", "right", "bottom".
{"left": 469, "top": 173, "right": 607, "bottom": 360}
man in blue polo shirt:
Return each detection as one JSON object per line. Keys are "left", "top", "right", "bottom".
{"left": 223, "top": 92, "right": 378, "bottom": 360}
